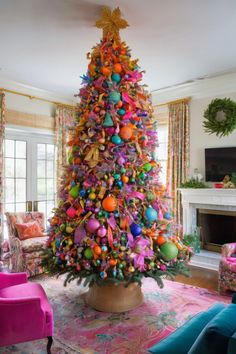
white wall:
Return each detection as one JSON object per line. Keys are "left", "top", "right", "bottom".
{"left": 152, "top": 72, "right": 236, "bottom": 181}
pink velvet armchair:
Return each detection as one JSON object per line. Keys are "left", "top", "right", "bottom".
{"left": 218, "top": 242, "right": 236, "bottom": 294}
{"left": 0, "top": 272, "right": 53, "bottom": 353}
{"left": 5, "top": 212, "right": 48, "bottom": 276}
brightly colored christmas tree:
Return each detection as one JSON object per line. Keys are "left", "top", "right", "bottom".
{"left": 43, "top": 7, "right": 191, "bottom": 288}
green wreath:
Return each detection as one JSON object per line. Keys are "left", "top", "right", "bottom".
{"left": 203, "top": 98, "right": 236, "bottom": 137}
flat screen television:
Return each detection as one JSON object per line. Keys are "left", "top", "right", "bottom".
{"left": 205, "top": 147, "right": 236, "bottom": 181}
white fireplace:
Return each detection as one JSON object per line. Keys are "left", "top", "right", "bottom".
{"left": 179, "top": 188, "right": 236, "bottom": 270}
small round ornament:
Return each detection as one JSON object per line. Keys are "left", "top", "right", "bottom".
{"left": 156, "top": 235, "right": 167, "bottom": 246}
{"left": 69, "top": 185, "right": 80, "bottom": 198}
{"left": 143, "top": 162, "right": 152, "bottom": 172}
{"left": 88, "top": 192, "right": 96, "bottom": 200}
{"left": 93, "top": 245, "right": 102, "bottom": 255}
{"left": 100, "top": 271, "right": 107, "bottom": 279}
{"left": 102, "top": 195, "right": 117, "bottom": 212}
{"left": 84, "top": 247, "right": 93, "bottom": 260}
{"left": 116, "top": 180, "right": 123, "bottom": 189}
{"left": 160, "top": 242, "right": 178, "bottom": 261}
{"left": 108, "top": 91, "right": 121, "bottom": 104}
{"left": 66, "top": 206, "right": 77, "bottom": 218}
{"left": 121, "top": 175, "right": 129, "bottom": 183}
{"left": 79, "top": 189, "right": 86, "bottom": 197}
{"left": 66, "top": 226, "right": 73, "bottom": 233}
{"left": 117, "top": 108, "right": 126, "bottom": 116}
{"left": 164, "top": 212, "right": 172, "bottom": 220}
{"left": 86, "top": 218, "right": 100, "bottom": 233}
{"left": 109, "top": 259, "right": 117, "bottom": 266}
{"left": 119, "top": 126, "right": 133, "bottom": 140}
{"left": 130, "top": 223, "right": 142, "bottom": 237}
{"left": 113, "top": 63, "right": 122, "bottom": 73}
{"left": 111, "top": 73, "right": 121, "bottom": 83}
{"left": 97, "top": 225, "right": 107, "bottom": 238}
{"left": 111, "top": 135, "right": 123, "bottom": 145}
{"left": 145, "top": 207, "right": 158, "bottom": 222}
{"left": 101, "top": 245, "right": 108, "bottom": 253}
{"left": 101, "top": 66, "right": 111, "bottom": 76}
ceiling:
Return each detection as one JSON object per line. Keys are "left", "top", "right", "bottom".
{"left": 0, "top": 0, "right": 236, "bottom": 100}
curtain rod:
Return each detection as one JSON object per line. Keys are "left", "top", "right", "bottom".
{"left": 0, "top": 87, "right": 76, "bottom": 110}
{"left": 154, "top": 96, "right": 191, "bottom": 107}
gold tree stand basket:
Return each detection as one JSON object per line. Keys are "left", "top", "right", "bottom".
{"left": 85, "top": 282, "right": 144, "bottom": 313}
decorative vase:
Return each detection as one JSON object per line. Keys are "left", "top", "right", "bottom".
{"left": 85, "top": 282, "right": 144, "bottom": 312}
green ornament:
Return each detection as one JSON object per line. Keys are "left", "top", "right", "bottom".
{"left": 97, "top": 211, "right": 103, "bottom": 217}
{"left": 130, "top": 177, "right": 135, "bottom": 183}
{"left": 84, "top": 248, "right": 93, "bottom": 260}
{"left": 120, "top": 167, "right": 126, "bottom": 174}
{"left": 147, "top": 191, "right": 155, "bottom": 201}
{"left": 112, "top": 251, "right": 118, "bottom": 258}
{"left": 60, "top": 224, "right": 66, "bottom": 231}
{"left": 69, "top": 185, "right": 79, "bottom": 198}
{"left": 108, "top": 91, "right": 121, "bottom": 104}
{"left": 118, "top": 263, "right": 124, "bottom": 269}
{"left": 102, "top": 112, "right": 114, "bottom": 127}
{"left": 143, "top": 163, "right": 152, "bottom": 172}
{"left": 160, "top": 242, "right": 178, "bottom": 261}
{"left": 150, "top": 261, "right": 155, "bottom": 268}
{"left": 139, "top": 172, "right": 146, "bottom": 180}
{"left": 68, "top": 154, "right": 73, "bottom": 164}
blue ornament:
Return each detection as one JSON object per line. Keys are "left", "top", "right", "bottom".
{"left": 79, "top": 189, "right": 86, "bottom": 197}
{"left": 145, "top": 207, "right": 158, "bottom": 222}
{"left": 101, "top": 245, "right": 108, "bottom": 252}
{"left": 111, "top": 135, "right": 123, "bottom": 145}
{"left": 116, "top": 180, "right": 123, "bottom": 189}
{"left": 108, "top": 91, "right": 121, "bottom": 104}
{"left": 111, "top": 73, "right": 121, "bottom": 83}
{"left": 130, "top": 223, "right": 142, "bottom": 237}
{"left": 164, "top": 212, "right": 171, "bottom": 220}
{"left": 117, "top": 108, "right": 126, "bottom": 116}
{"left": 102, "top": 112, "right": 114, "bottom": 127}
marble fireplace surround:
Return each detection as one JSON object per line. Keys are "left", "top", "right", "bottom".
{"left": 179, "top": 188, "right": 236, "bottom": 271}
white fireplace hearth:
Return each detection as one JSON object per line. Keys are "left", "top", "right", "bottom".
{"left": 179, "top": 188, "right": 236, "bottom": 271}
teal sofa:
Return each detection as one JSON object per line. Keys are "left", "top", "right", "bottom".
{"left": 148, "top": 294, "right": 236, "bottom": 354}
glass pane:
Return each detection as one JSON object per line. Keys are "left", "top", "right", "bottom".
{"left": 5, "top": 203, "right": 15, "bottom": 212}
{"left": 37, "top": 144, "right": 46, "bottom": 159}
{"left": 15, "top": 202, "right": 27, "bottom": 212}
{"left": 47, "top": 179, "right": 54, "bottom": 199}
{"left": 38, "top": 201, "right": 46, "bottom": 216}
{"left": 159, "top": 161, "right": 167, "bottom": 185}
{"left": 16, "top": 179, "right": 26, "bottom": 202}
{"left": 5, "top": 179, "right": 15, "bottom": 203}
{"left": 37, "top": 160, "right": 46, "bottom": 178}
{"left": 47, "top": 201, "right": 55, "bottom": 221}
{"left": 47, "top": 161, "right": 54, "bottom": 178}
{"left": 16, "top": 141, "right": 26, "bottom": 158}
{"left": 158, "top": 125, "right": 168, "bottom": 143}
{"left": 157, "top": 143, "right": 168, "bottom": 160}
{"left": 5, "top": 140, "right": 14, "bottom": 158}
{"left": 47, "top": 144, "right": 54, "bottom": 160}
{"left": 37, "top": 179, "right": 46, "bottom": 200}
{"left": 5, "top": 158, "right": 14, "bottom": 177}
{"left": 15, "top": 159, "right": 26, "bottom": 178}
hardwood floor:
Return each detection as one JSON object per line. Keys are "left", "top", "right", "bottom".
{"left": 175, "top": 266, "right": 219, "bottom": 292}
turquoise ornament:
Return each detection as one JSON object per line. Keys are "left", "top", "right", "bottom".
{"left": 108, "top": 91, "right": 121, "bottom": 104}
{"left": 160, "top": 242, "right": 178, "bottom": 261}
{"left": 117, "top": 108, "right": 126, "bottom": 115}
{"left": 102, "top": 112, "right": 114, "bottom": 127}
{"left": 145, "top": 206, "right": 158, "bottom": 222}
{"left": 111, "top": 135, "right": 122, "bottom": 145}
{"left": 111, "top": 73, "right": 121, "bottom": 83}
{"left": 116, "top": 180, "right": 123, "bottom": 188}
{"left": 113, "top": 173, "right": 121, "bottom": 180}
{"left": 164, "top": 212, "right": 172, "bottom": 220}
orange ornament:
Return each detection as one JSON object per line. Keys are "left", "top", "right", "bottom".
{"left": 156, "top": 235, "right": 167, "bottom": 246}
{"left": 116, "top": 101, "right": 123, "bottom": 108}
{"left": 119, "top": 126, "right": 133, "bottom": 140}
{"left": 121, "top": 175, "right": 129, "bottom": 183}
{"left": 93, "top": 245, "right": 102, "bottom": 255}
{"left": 109, "top": 259, "right": 117, "bottom": 266}
{"left": 101, "top": 66, "right": 111, "bottom": 76}
{"left": 113, "top": 63, "right": 122, "bottom": 73}
{"left": 102, "top": 195, "right": 117, "bottom": 212}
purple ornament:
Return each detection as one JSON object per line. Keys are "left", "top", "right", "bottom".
{"left": 86, "top": 218, "right": 100, "bottom": 233}
{"left": 117, "top": 156, "right": 125, "bottom": 165}
{"left": 97, "top": 225, "right": 107, "bottom": 238}
{"left": 101, "top": 237, "right": 108, "bottom": 245}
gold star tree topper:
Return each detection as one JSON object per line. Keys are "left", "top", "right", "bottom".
{"left": 95, "top": 6, "right": 129, "bottom": 40}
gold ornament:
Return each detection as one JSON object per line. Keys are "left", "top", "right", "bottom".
{"left": 95, "top": 6, "right": 129, "bottom": 40}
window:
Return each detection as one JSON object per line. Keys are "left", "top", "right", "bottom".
{"left": 3, "top": 128, "right": 56, "bottom": 238}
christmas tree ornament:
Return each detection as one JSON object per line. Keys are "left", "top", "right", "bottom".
{"left": 97, "top": 225, "right": 107, "bottom": 237}
{"left": 111, "top": 73, "right": 121, "bottom": 83}
{"left": 130, "top": 223, "right": 142, "bottom": 237}
{"left": 94, "top": 245, "right": 102, "bottom": 255}
{"left": 69, "top": 185, "right": 80, "bottom": 198}
{"left": 86, "top": 218, "right": 100, "bottom": 233}
{"left": 108, "top": 91, "right": 121, "bottom": 104}
{"left": 101, "top": 66, "right": 111, "bottom": 76}
{"left": 160, "top": 242, "right": 178, "bottom": 261}
{"left": 119, "top": 125, "right": 133, "bottom": 140}
{"left": 143, "top": 162, "right": 152, "bottom": 172}
{"left": 111, "top": 134, "right": 123, "bottom": 145}
{"left": 156, "top": 235, "right": 166, "bottom": 246}
{"left": 84, "top": 247, "right": 93, "bottom": 260}
{"left": 102, "top": 112, "right": 114, "bottom": 127}
{"left": 102, "top": 195, "right": 117, "bottom": 212}
{"left": 66, "top": 207, "right": 77, "bottom": 218}
{"left": 117, "top": 108, "right": 126, "bottom": 115}
{"left": 113, "top": 63, "right": 122, "bottom": 73}
{"left": 164, "top": 212, "right": 171, "bottom": 220}
{"left": 145, "top": 206, "right": 158, "bottom": 222}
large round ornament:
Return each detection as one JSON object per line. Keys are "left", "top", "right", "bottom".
{"left": 119, "top": 126, "right": 133, "bottom": 140}
{"left": 108, "top": 91, "right": 121, "bottom": 104}
{"left": 130, "top": 223, "right": 142, "bottom": 237}
{"left": 86, "top": 218, "right": 100, "bottom": 233}
{"left": 160, "top": 242, "right": 178, "bottom": 261}
{"left": 111, "top": 135, "right": 123, "bottom": 145}
{"left": 69, "top": 185, "right": 80, "bottom": 198}
{"left": 102, "top": 195, "right": 117, "bottom": 212}
{"left": 84, "top": 247, "right": 93, "bottom": 260}
{"left": 145, "top": 207, "right": 158, "bottom": 222}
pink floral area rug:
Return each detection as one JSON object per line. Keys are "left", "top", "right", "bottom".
{"left": 0, "top": 276, "right": 230, "bottom": 354}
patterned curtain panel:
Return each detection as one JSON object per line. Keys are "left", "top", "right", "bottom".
{"left": 167, "top": 100, "right": 190, "bottom": 231}
{"left": 0, "top": 93, "right": 5, "bottom": 244}
{"left": 55, "top": 105, "right": 75, "bottom": 200}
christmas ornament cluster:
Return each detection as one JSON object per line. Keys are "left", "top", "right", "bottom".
{"left": 43, "top": 9, "right": 191, "bottom": 287}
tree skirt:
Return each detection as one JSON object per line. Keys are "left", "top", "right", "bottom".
{"left": 1, "top": 277, "right": 230, "bottom": 354}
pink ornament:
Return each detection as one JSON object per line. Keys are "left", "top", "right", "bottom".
{"left": 66, "top": 206, "right": 77, "bottom": 218}
{"left": 86, "top": 218, "right": 100, "bottom": 233}
{"left": 106, "top": 127, "right": 115, "bottom": 135}
{"left": 97, "top": 225, "right": 107, "bottom": 238}
{"left": 101, "top": 237, "right": 108, "bottom": 245}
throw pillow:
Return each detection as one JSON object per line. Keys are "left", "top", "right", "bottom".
{"left": 15, "top": 222, "right": 45, "bottom": 240}
{"left": 188, "top": 303, "right": 236, "bottom": 354}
